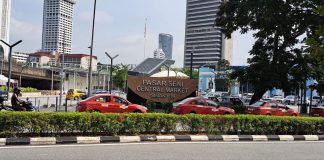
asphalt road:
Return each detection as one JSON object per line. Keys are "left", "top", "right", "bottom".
{"left": 0, "top": 142, "right": 323, "bottom": 160}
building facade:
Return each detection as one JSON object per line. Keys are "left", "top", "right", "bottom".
{"left": 42, "top": 0, "right": 75, "bottom": 54}
{"left": 12, "top": 52, "right": 30, "bottom": 63}
{"left": 184, "top": 0, "right": 232, "bottom": 68}
{"left": 159, "top": 33, "right": 173, "bottom": 59}
{"left": 0, "top": 0, "right": 11, "bottom": 60}
{"left": 153, "top": 48, "right": 166, "bottom": 59}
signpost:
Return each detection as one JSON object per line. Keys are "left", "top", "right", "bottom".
{"left": 127, "top": 76, "right": 197, "bottom": 103}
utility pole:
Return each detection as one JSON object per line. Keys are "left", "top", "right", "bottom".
{"left": 0, "top": 40, "right": 22, "bottom": 99}
{"left": 87, "top": 0, "right": 97, "bottom": 97}
{"left": 59, "top": 31, "right": 66, "bottom": 111}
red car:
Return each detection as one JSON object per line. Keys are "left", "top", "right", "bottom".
{"left": 76, "top": 94, "right": 147, "bottom": 113}
{"left": 310, "top": 102, "right": 324, "bottom": 117}
{"left": 245, "top": 101, "right": 299, "bottom": 116}
{"left": 172, "top": 97, "right": 235, "bottom": 115}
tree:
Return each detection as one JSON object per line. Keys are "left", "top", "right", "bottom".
{"left": 306, "top": 5, "right": 324, "bottom": 93}
{"left": 216, "top": 0, "right": 323, "bottom": 104}
{"left": 112, "top": 64, "right": 129, "bottom": 91}
{"left": 181, "top": 67, "right": 199, "bottom": 79}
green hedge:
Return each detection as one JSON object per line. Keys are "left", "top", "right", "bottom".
{"left": 0, "top": 86, "right": 38, "bottom": 93}
{"left": 0, "top": 112, "right": 323, "bottom": 137}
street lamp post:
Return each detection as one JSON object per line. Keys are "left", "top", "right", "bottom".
{"left": 87, "top": 0, "right": 97, "bottom": 97}
{"left": 0, "top": 40, "right": 22, "bottom": 99}
{"left": 105, "top": 52, "right": 119, "bottom": 94}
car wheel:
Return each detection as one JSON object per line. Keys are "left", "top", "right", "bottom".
{"left": 133, "top": 110, "right": 142, "bottom": 113}
{"left": 92, "top": 109, "right": 100, "bottom": 113}
{"left": 292, "top": 113, "right": 297, "bottom": 116}
{"left": 189, "top": 111, "right": 196, "bottom": 114}
{"left": 74, "top": 96, "right": 79, "bottom": 100}
{"left": 265, "top": 113, "right": 271, "bottom": 116}
{"left": 223, "top": 112, "right": 230, "bottom": 115}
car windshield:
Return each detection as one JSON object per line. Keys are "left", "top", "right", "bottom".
{"left": 251, "top": 101, "right": 266, "bottom": 107}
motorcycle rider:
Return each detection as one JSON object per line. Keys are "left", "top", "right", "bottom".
{"left": 11, "top": 87, "right": 26, "bottom": 111}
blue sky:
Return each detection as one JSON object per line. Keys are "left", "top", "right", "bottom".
{"left": 10, "top": 0, "right": 254, "bottom": 67}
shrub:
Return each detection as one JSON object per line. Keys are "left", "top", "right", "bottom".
{"left": 145, "top": 100, "right": 156, "bottom": 112}
{"left": 0, "top": 112, "right": 323, "bottom": 137}
{"left": 0, "top": 87, "right": 38, "bottom": 93}
{"left": 161, "top": 102, "right": 174, "bottom": 113}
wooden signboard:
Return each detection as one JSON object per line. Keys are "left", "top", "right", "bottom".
{"left": 127, "top": 76, "right": 197, "bottom": 103}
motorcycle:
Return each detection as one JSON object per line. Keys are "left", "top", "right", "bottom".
{"left": 0, "top": 97, "right": 37, "bottom": 112}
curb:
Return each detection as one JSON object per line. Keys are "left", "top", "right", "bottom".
{"left": 1, "top": 135, "right": 323, "bottom": 146}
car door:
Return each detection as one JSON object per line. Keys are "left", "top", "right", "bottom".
{"left": 273, "top": 103, "right": 285, "bottom": 116}
{"left": 206, "top": 100, "right": 221, "bottom": 115}
{"left": 112, "top": 96, "right": 130, "bottom": 113}
{"left": 278, "top": 103, "right": 289, "bottom": 116}
{"left": 268, "top": 102, "right": 278, "bottom": 115}
{"left": 93, "top": 96, "right": 112, "bottom": 112}
{"left": 187, "top": 99, "right": 205, "bottom": 114}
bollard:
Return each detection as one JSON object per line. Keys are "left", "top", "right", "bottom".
{"left": 38, "top": 99, "right": 40, "bottom": 112}
{"left": 65, "top": 98, "right": 68, "bottom": 112}
{"left": 47, "top": 97, "right": 49, "bottom": 108}
{"left": 55, "top": 97, "right": 58, "bottom": 112}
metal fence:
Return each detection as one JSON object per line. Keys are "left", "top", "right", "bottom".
{"left": 20, "top": 96, "right": 79, "bottom": 112}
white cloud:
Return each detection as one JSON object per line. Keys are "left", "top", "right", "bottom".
{"left": 10, "top": 18, "right": 42, "bottom": 52}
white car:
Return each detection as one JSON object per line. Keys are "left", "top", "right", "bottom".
{"left": 272, "top": 96, "right": 284, "bottom": 103}
{"left": 284, "top": 95, "right": 297, "bottom": 105}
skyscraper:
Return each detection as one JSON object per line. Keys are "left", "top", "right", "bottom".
{"left": 159, "top": 33, "right": 173, "bottom": 59}
{"left": 184, "top": 0, "right": 232, "bottom": 68}
{"left": 0, "top": 0, "right": 11, "bottom": 60}
{"left": 42, "top": 0, "right": 76, "bottom": 54}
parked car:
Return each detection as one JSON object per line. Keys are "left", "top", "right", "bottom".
{"left": 272, "top": 95, "right": 284, "bottom": 103}
{"left": 284, "top": 95, "right": 297, "bottom": 105}
{"left": 66, "top": 89, "right": 85, "bottom": 100}
{"left": 245, "top": 100, "right": 299, "bottom": 116}
{"left": 242, "top": 98, "right": 252, "bottom": 106}
{"left": 219, "top": 96, "right": 243, "bottom": 107}
{"left": 76, "top": 94, "right": 147, "bottom": 113}
{"left": 310, "top": 102, "right": 324, "bottom": 117}
{"left": 172, "top": 97, "right": 235, "bottom": 115}
{"left": 309, "top": 96, "right": 321, "bottom": 106}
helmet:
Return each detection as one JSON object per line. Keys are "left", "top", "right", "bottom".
{"left": 13, "top": 87, "right": 21, "bottom": 94}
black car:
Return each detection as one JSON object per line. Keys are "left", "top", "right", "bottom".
{"left": 219, "top": 96, "right": 243, "bottom": 107}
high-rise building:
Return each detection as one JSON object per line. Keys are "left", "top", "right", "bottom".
{"left": 184, "top": 0, "right": 232, "bottom": 68}
{"left": 0, "top": 0, "right": 11, "bottom": 60}
{"left": 159, "top": 33, "right": 173, "bottom": 59}
{"left": 42, "top": 0, "right": 76, "bottom": 54}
